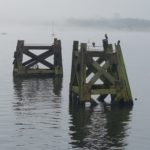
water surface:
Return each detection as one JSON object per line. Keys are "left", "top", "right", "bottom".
{"left": 0, "top": 28, "right": 150, "bottom": 149}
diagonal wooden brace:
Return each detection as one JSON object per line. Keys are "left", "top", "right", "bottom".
{"left": 23, "top": 49, "right": 54, "bottom": 66}
{"left": 91, "top": 60, "right": 116, "bottom": 85}
{"left": 23, "top": 50, "right": 54, "bottom": 69}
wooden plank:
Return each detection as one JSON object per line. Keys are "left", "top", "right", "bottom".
{"left": 91, "top": 88, "right": 116, "bottom": 95}
{"left": 70, "top": 41, "right": 79, "bottom": 86}
{"left": 87, "top": 51, "right": 112, "bottom": 58}
{"left": 69, "top": 41, "right": 79, "bottom": 101}
{"left": 91, "top": 84, "right": 106, "bottom": 89}
{"left": 57, "top": 40, "right": 63, "bottom": 67}
{"left": 24, "top": 45, "right": 51, "bottom": 50}
{"left": 79, "top": 43, "right": 88, "bottom": 101}
{"left": 15, "top": 40, "right": 24, "bottom": 70}
{"left": 13, "top": 68, "right": 56, "bottom": 77}
{"left": 86, "top": 57, "right": 105, "bottom": 76}
{"left": 23, "top": 49, "right": 54, "bottom": 66}
{"left": 24, "top": 50, "right": 54, "bottom": 69}
{"left": 115, "top": 43, "right": 133, "bottom": 102}
{"left": 25, "top": 59, "right": 54, "bottom": 69}
{"left": 88, "top": 71, "right": 102, "bottom": 86}
{"left": 92, "top": 60, "right": 116, "bottom": 84}
{"left": 87, "top": 51, "right": 104, "bottom": 56}
{"left": 88, "top": 60, "right": 110, "bottom": 86}
{"left": 54, "top": 39, "right": 63, "bottom": 68}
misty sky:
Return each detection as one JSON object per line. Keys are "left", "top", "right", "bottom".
{"left": 0, "top": 0, "right": 150, "bottom": 30}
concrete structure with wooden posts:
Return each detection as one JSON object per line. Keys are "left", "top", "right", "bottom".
{"left": 69, "top": 35, "right": 133, "bottom": 106}
{"left": 13, "top": 38, "right": 63, "bottom": 77}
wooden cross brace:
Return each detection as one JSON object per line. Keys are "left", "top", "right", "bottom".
{"left": 87, "top": 59, "right": 117, "bottom": 87}
{"left": 23, "top": 48, "right": 55, "bottom": 69}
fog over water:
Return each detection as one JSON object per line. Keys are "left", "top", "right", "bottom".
{"left": 0, "top": 0, "right": 150, "bottom": 150}
{"left": 0, "top": 0, "right": 150, "bottom": 30}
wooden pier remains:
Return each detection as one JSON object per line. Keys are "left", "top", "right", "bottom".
{"left": 69, "top": 35, "right": 133, "bottom": 106}
{"left": 13, "top": 38, "right": 63, "bottom": 77}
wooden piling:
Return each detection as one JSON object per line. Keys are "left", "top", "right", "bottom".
{"left": 69, "top": 35, "right": 133, "bottom": 106}
{"left": 13, "top": 38, "right": 63, "bottom": 77}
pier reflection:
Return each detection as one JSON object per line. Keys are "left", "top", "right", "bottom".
{"left": 12, "top": 77, "right": 63, "bottom": 149}
{"left": 69, "top": 104, "right": 92, "bottom": 148}
{"left": 69, "top": 104, "right": 132, "bottom": 150}
{"left": 13, "top": 77, "right": 63, "bottom": 99}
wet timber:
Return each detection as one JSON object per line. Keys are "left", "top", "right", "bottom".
{"left": 69, "top": 35, "right": 133, "bottom": 106}
{"left": 13, "top": 38, "right": 63, "bottom": 77}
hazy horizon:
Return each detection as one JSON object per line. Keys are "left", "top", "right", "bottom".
{"left": 0, "top": 0, "right": 150, "bottom": 32}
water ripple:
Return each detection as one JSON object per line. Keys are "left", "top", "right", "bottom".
{"left": 69, "top": 104, "right": 133, "bottom": 150}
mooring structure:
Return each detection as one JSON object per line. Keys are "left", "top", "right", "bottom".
{"left": 69, "top": 35, "right": 133, "bottom": 106}
{"left": 13, "top": 38, "right": 63, "bottom": 77}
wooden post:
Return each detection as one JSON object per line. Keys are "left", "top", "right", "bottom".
{"left": 70, "top": 41, "right": 79, "bottom": 86}
{"left": 79, "top": 43, "right": 90, "bottom": 103}
{"left": 54, "top": 38, "right": 63, "bottom": 76}
{"left": 114, "top": 42, "right": 133, "bottom": 106}
{"left": 13, "top": 40, "right": 24, "bottom": 76}
{"left": 69, "top": 41, "right": 79, "bottom": 102}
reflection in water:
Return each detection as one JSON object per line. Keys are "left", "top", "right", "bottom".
{"left": 104, "top": 106, "right": 132, "bottom": 149}
{"left": 12, "top": 77, "right": 67, "bottom": 150}
{"left": 69, "top": 103, "right": 132, "bottom": 150}
{"left": 69, "top": 104, "right": 92, "bottom": 148}
{"left": 13, "top": 77, "right": 132, "bottom": 150}
{"left": 13, "top": 77, "right": 63, "bottom": 99}
{"left": 53, "top": 77, "right": 63, "bottom": 96}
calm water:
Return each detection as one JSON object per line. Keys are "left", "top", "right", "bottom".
{"left": 0, "top": 28, "right": 150, "bottom": 150}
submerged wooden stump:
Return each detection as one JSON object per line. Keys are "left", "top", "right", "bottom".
{"left": 13, "top": 38, "right": 63, "bottom": 77}
{"left": 69, "top": 35, "right": 133, "bottom": 106}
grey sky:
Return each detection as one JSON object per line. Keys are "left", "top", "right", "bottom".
{"left": 0, "top": 0, "right": 150, "bottom": 30}
{"left": 0, "top": 0, "right": 150, "bottom": 20}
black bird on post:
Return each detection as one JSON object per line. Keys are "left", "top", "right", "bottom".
{"left": 92, "top": 42, "right": 95, "bottom": 47}
{"left": 117, "top": 40, "right": 120, "bottom": 45}
{"left": 105, "top": 34, "right": 108, "bottom": 41}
